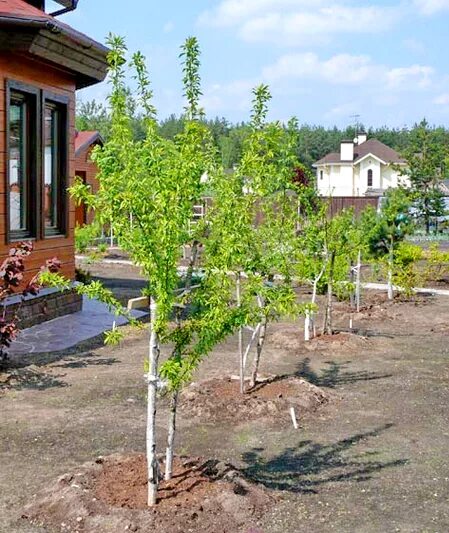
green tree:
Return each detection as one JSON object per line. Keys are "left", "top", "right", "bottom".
{"left": 71, "top": 35, "right": 221, "bottom": 506}
{"left": 204, "top": 86, "right": 309, "bottom": 392}
{"left": 362, "top": 187, "right": 413, "bottom": 300}
{"left": 401, "top": 119, "right": 449, "bottom": 234}
{"left": 76, "top": 99, "right": 111, "bottom": 139}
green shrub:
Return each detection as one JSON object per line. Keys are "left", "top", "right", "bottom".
{"left": 75, "top": 222, "right": 101, "bottom": 254}
{"left": 393, "top": 242, "right": 423, "bottom": 298}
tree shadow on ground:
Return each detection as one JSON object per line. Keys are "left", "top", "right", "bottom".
{"left": 53, "top": 356, "right": 120, "bottom": 369}
{"left": 241, "top": 424, "right": 407, "bottom": 494}
{"left": 295, "top": 358, "right": 392, "bottom": 389}
{"left": 0, "top": 367, "right": 68, "bottom": 392}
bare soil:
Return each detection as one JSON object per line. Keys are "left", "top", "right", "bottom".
{"left": 23, "top": 455, "right": 272, "bottom": 533}
{"left": 1, "top": 262, "right": 449, "bottom": 532}
{"left": 179, "top": 376, "right": 332, "bottom": 423}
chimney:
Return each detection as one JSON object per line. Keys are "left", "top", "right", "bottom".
{"left": 357, "top": 132, "right": 367, "bottom": 145}
{"left": 340, "top": 140, "right": 354, "bottom": 162}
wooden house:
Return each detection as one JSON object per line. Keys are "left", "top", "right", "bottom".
{"left": 75, "top": 130, "right": 102, "bottom": 226}
{"left": 0, "top": 0, "right": 108, "bottom": 323}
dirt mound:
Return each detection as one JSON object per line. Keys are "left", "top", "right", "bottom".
{"left": 271, "top": 326, "right": 370, "bottom": 354}
{"left": 22, "top": 454, "right": 272, "bottom": 533}
{"left": 304, "top": 332, "right": 370, "bottom": 352}
{"left": 179, "top": 376, "right": 331, "bottom": 423}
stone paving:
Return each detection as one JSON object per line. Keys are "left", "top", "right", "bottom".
{"left": 9, "top": 297, "right": 147, "bottom": 360}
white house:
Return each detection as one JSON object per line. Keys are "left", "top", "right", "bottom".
{"left": 313, "top": 134, "right": 410, "bottom": 197}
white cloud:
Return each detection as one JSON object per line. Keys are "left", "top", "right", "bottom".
{"left": 386, "top": 65, "right": 434, "bottom": 89}
{"left": 414, "top": 0, "right": 449, "bottom": 15}
{"left": 263, "top": 53, "right": 376, "bottom": 84}
{"left": 434, "top": 93, "right": 449, "bottom": 105}
{"left": 262, "top": 52, "right": 433, "bottom": 90}
{"left": 198, "top": 0, "right": 318, "bottom": 27}
{"left": 199, "top": 1, "right": 400, "bottom": 46}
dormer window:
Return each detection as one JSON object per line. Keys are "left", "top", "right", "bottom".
{"left": 367, "top": 169, "right": 373, "bottom": 188}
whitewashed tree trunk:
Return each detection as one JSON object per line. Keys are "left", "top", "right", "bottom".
{"left": 147, "top": 300, "right": 161, "bottom": 506}
{"left": 305, "top": 262, "right": 327, "bottom": 342}
{"left": 164, "top": 390, "right": 179, "bottom": 481}
{"left": 242, "top": 323, "right": 261, "bottom": 371}
{"left": 355, "top": 249, "right": 362, "bottom": 313}
{"left": 323, "top": 252, "right": 335, "bottom": 335}
{"left": 236, "top": 274, "right": 244, "bottom": 394}
{"left": 304, "top": 310, "right": 311, "bottom": 342}
{"left": 250, "top": 316, "right": 267, "bottom": 389}
{"left": 349, "top": 260, "right": 355, "bottom": 309}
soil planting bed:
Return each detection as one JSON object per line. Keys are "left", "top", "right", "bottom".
{"left": 22, "top": 454, "right": 272, "bottom": 533}
{"left": 270, "top": 327, "right": 370, "bottom": 353}
{"left": 179, "top": 376, "right": 331, "bottom": 423}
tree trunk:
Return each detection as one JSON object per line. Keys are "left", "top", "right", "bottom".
{"left": 355, "top": 249, "right": 362, "bottom": 313}
{"left": 147, "top": 300, "right": 161, "bottom": 506}
{"left": 305, "top": 264, "right": 326, "bottom": 342}
{"left": 304, "top": 310, "right": 311, "bottom": 342}
{"left": 236, "top": 274, "right": 244, "bottom": 394}
{"left": 164, "top": 390, "right": 179, "bottom": 481}
{"left": 250, "top": 314, "right": 267, "bottom": 389}
{"left": 387, "top": 243, "right": 394, "bottom": 301}
{"left": 323, "top": 252, "right": 335, "bottom": 335}
{"left": 185, "top": 240, "right": 199, "bottom": 292}
{"left": 349, "top": 260, "right": 355, "bottom": 309}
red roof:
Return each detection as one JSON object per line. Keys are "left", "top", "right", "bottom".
{"left": 75, "top": 131, "right": 103, "bottom": 157}
{"left": 0, "top": 0, "right": 51, "bottom": 19}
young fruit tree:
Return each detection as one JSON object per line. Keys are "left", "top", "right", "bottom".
{"left": 299, "top": 206, "right": 355, "bottom": 336}
{"left": 362, "top": 187, "right": 413, "bottom": 300}
{"left": 204, "top": 86, "right": 310, "bottom": 392}
{"left": 71, "top": 35, "right": 218, "bottom": 505}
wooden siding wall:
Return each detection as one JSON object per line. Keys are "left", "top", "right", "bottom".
{"left": 323, "top": 196, "right": 380, "bottom": 218}
{"left": 0, "top": 52, "right": 76, "bottom": 280}
{"left": 75, "top": 145, "right": 99, "bottom": 225}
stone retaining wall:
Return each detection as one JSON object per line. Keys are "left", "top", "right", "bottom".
{"left": 3, "top": 287, "right": 82, "bottom": 329}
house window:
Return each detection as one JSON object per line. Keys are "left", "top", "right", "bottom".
{"left": 6, "top": 80, "right": 68, "bottom": 241}
{"left": 44, "top": 100, "right": 67, "bottom": 236}
{"left": 320, "top": 170, "right": 324, "bottom": 180}
{"left": 7, "top": 85, "right": 38, "bottom": 239}
{"left": 367, "top": 169, "right": 373, "bottom": 188}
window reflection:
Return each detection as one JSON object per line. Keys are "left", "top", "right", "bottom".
{"left": 9, "top": 99, "right": 28, "bottom": 232}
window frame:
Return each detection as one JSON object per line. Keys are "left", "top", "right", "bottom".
{"left": 5, "top": 80, "right": 70, "bottom": 242}
{"left": 6, "top": 80, "right": 41, "bottom": 242}
{"left": 367, "top": 168, "right": 373, "bottom": 188}
{"left": 42, "top": 91, "right": 69, "bottom": 238}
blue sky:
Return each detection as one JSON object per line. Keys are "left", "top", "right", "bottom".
{"left": 55, "top": 0, "right": 449, "bottom": 128}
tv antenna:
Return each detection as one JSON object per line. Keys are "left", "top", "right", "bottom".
{"left": 349, "top": 114, "right": 361, "bottom": 135}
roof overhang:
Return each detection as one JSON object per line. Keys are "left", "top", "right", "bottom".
{"left": 0, "top": 15, "right": 108, "bottom": 89}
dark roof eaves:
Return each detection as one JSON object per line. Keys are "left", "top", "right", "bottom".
{"left": 0, "top": 13, "right": 109, "bottom": 54}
